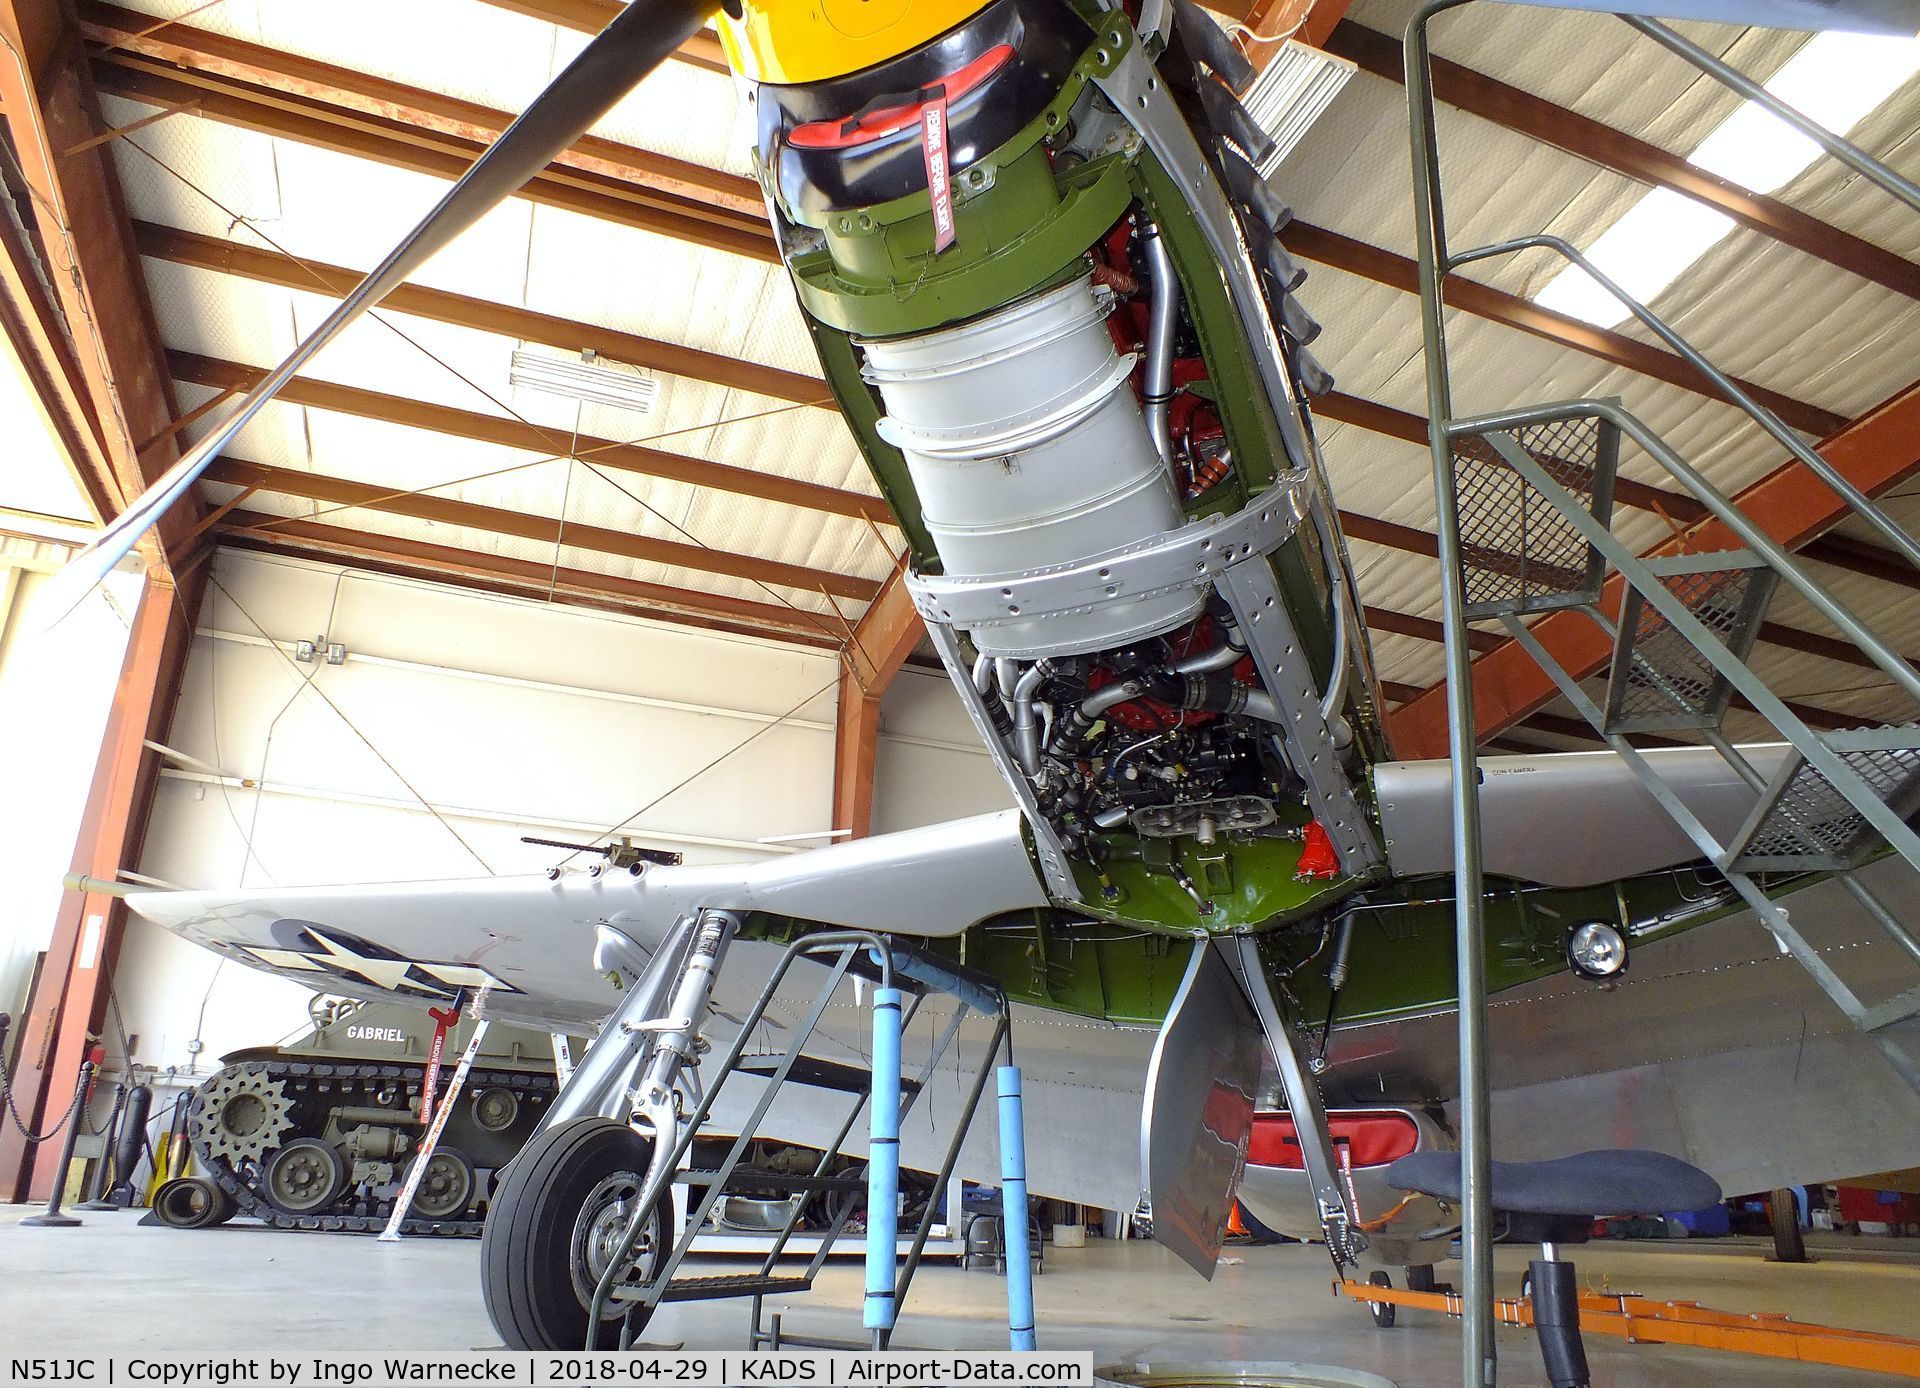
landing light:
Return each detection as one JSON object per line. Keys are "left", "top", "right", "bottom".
{"left": 1567, "top": 920, "right": 1628, "bottom": 980}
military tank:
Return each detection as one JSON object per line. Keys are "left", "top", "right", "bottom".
{"left": 184, "top": 998, "right": 567, "bottom": 1235}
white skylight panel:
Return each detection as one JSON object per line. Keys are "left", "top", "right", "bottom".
{"left": 1533, "top": 30, "right": 1920, "bottom": 328}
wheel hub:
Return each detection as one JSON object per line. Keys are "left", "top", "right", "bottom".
{"left": 569, "top": 1172, "right": 658, "bottom": 1315}
{"left": 473, "top": 1087, "right": 519, "bottom": 1132}
{"left": 412, "top": 1151, "right": 474, "bottom": 1219}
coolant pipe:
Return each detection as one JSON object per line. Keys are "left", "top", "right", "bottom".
{"left": 1140, "top": 221, "right": 1181, "bottom": 470}
{"left": 1012, "top": 664, "right": 1049, "bottom": 775}
{"left": 1172, "top": 642, "right": 1242, "bottom": 675}
{"left": 997, "top": 1065, "right": 1037, "bottom": 1350}
{"left": 864, "top": 986, "right": 905, "bottom": 1345}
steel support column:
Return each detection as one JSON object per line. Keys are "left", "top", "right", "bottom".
{"left": 832, "top": 565, "right": 923, "bottom": 841}
{"left": 0, "top": 566, "right": 205, "bottom": 1201}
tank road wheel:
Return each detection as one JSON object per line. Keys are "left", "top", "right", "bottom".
{"left": 410, "top": 1147, "right": 477, "bottom": 1220}
{"left": 263, "top": 1137, "right": 348, "bottom": 1215}
{"left": 482, "top": 1117, "right": 672, "bottom": 1351}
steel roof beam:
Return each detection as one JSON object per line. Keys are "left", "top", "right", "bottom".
{"left": 470, "top": 0, "right": 731, "bottom": 73}
{"left": 214, "top": 510, "right": 842, "bottom": 648}
{"left": 168, "top": 350, "right": 887, "bottom": 525}
{"left": 0, "top": 0, "right": 198, "bottom": 554}
{"left": 201, "top": 455, "right": 881, "bottom": 602}
{"left": 85, "top": 47, "right": 778, "bottom": 262}
{"left": 1286, "top": 222, "right": 1843, "bottom": 437}
{"left": 80, "top": 2, "right": 762, "bottom": 215}
{"left": 137, "top": 222, "right": 823, "bottom": 405}
{"left": 1324, "top": 20, "right": 1920, "bottom": 302}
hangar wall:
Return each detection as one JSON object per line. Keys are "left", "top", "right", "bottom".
{"left": 115, "top": 548, "right": 1008, "bottom": 1078}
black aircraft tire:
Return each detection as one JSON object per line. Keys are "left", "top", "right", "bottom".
{"left": 1367, "top": 1270, "right": 1396, "bottom": 1328}
{"left": 1770, "top": 1188, "right": 1808, "bottom": 1264}
{"left": 482, "top": 1117, "right": 671, "bottom": 1351}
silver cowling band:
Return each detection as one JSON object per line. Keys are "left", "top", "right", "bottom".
{"left": 906, "top": 475, "right": 1310, "bottom": 647}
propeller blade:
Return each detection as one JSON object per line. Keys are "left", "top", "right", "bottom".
{"left": 48, "top": 0, "right": 720, "bottom": 616}
{"left": 1488, "top": 0, "right": 1918, "bottom": 32}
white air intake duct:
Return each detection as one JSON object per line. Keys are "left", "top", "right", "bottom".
{"left": 859, "top": 273, "right": 1199, "bottom": 659}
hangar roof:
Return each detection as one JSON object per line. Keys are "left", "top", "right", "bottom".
{"left": 23, "top": 0, "right": 1920, "bottom": 749}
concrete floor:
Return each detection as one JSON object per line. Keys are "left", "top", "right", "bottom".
{"left": 4, "top": 1203, "right": 1918, "bottom": 1386}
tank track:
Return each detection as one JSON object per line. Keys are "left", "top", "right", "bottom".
{"left": 193, "top": 1058, "right": 555, "bottom": 1237}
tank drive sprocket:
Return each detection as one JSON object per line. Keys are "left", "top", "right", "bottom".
{"left": 190, "top": 1063, "right": 295, "bottom": 1165}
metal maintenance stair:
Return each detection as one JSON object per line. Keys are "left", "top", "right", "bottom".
{"left": 1602, "top": 552, "right": 1777, "bottom": 737}
{"left": 1443, "top": 405, "right": 1920, "bottom": 1094}
{"left": 1406, "top": 11, "right": 1920, "bottom": 1097}
{"left": 587, "top": 933, "right": 1011, "bottom": 1344}
{"left": 1412, "top": 186, "right": 1920, "bottom": 1098}
{"left": 1401, "top": 7, "right": 1920, "bottom": 1380}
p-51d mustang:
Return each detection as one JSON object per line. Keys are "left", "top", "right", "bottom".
{"left": 62, "top": 0, "right": 1920, "bottom": 1356}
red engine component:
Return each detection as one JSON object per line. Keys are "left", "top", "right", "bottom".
{"left": 1295, "top": 821, "right": 1340, "bottom": 880}
{"left": 1085, "top": 614, "right": 1235, "bottom": 732}
{"left": 1247, "top": 1110, "right": 1421, "bottom": 1171}
{"left": 1182, "top": 405, "right": 1231, "bottom": 498}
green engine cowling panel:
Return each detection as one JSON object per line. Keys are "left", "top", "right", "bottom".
{"left": 769, "top": 23, "right": 1367, "bottom": 940}
{"left": 738, "top": 861, "right": 1781, "bottom": 1039}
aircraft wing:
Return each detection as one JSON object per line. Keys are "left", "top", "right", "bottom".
{"left": 127, "top": 809, "right": 1050, "bottom": 1032}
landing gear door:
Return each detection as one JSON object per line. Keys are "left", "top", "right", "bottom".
{"left": 1140, "top": 941, "right": 1262, "bottom": 1278}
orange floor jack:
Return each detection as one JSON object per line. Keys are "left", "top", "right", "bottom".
{"left": 1336, "top": 1275, "right": 1920, "bottom": 1378}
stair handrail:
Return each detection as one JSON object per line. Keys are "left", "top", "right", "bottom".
{"left": 1448, "top": 395, "right": 1920, "bottom": 712}
{"left": 1447, "top": 235, "right": 1920, "bottom": 577}
{"left": 1622, "top": 17, "right": 1920, "bottom": 218}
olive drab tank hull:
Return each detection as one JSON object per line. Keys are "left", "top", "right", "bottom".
{"left": 182, "top": 1000, "right": 571, "bottom": 1235}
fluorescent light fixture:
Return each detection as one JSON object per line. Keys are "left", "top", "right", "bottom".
{"left": 510, "top": 347, "right": 660, "bottom": 415}
{"left": 1242, "top": 39, "right": 1358, "bottom": 178}
{"left": 1536, "top": 30, "right": 1920, "bottom": 327}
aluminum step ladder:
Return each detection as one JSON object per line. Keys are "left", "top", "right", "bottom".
{"left": 1398, "top": 4, "right": 1920, "bottom": 1383}
{"left": 584, "top": 930, "right": 1013, "bottom": 1351}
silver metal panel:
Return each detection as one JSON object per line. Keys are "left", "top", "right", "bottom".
{"left": 1373, "top": 745, "right": 1790, "bottom": 886}
{"left": 1139, "top": 943, "right": 1263, "bottom": 1279}
{"left": 905, "top": 478, "right": 1307, "bottom": 633}
{"left": 1319, "top": 853, "right": 1920, "bottom": 1195}
{"left": 126, "top": 809, "right": 1051, "bottom": 1030}
{"left": 921, "top": 621, "right": 1082, "bottom": 901}
{"left": 1218, "top": 556, "right": 1381, "bottom": 875}
{"left": 129, "top": 835, "right": 1920, "bottom": 1213}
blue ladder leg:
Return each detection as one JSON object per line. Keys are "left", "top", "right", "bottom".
{"left": 864, "top": 986, "right": 904, "bottom": 1347}
{"left": 997, "top": 1064, "right": 1036, "bottom": 1350}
